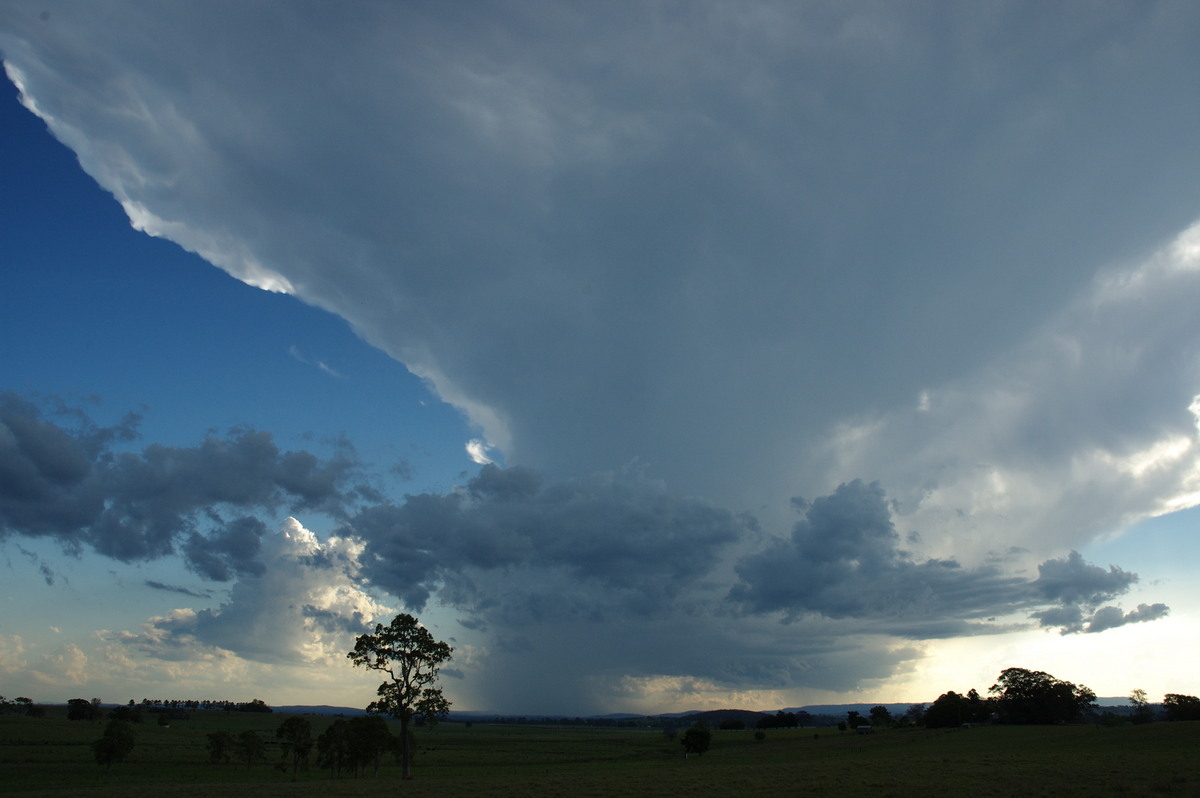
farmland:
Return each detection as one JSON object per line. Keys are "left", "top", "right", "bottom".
{"left": 3, "top": 708, "right": 1199, "bottom": 796}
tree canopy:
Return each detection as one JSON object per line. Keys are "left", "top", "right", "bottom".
{"left": 1163, "top": 693, "right": 1200, "bottom": 722}
{"left": 989, "top": 667, "right": 1095, "bottom": 725}
{"left": 681, "top": 720, "right": 711, "bottom": 756}
{"left": 275, "top": 716, "right": 313, "bottom": 779}
{"left": 91, "top": 718, "right": 135, "bottom": 771}
{"left": 348, "top": 613, "right": 452, "bottom": 780}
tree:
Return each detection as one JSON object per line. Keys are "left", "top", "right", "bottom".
{"left": 206, "top": 731, "right": 235, "bottom": 764}
{"left": 902, "top": 704, "right": 926, "bottom": 727}
{"left": 869, "top": 705, "right": 893, "bottom": 727}
{"left": 924, "top": 691, "right": 970, "bottom": 729}
{"left": 348, "top": 714, "right": 396, "bottom": 777}
{"left": 67, "top": 698, "right": 101, "bottom": 721}
{"left": 1162, "top": 693, "right": 1200, "bottom": 722}
{"left": 233, "top": 729, "right": 266, "bottom": 768}
{"left": 276, "top": 716, "right": 313, "bottom": 779}
{"left": 316, "top": 719, "right": 352, "bottom": 778}
{"left": 989, "top": 667, "right": 1095, "bottom": 725}
{"left": 681, "top": 720, "right": 711, "bottom": 756}
{"left": 348, "top": 613, "right": 453, "bottom": 780}
{"left": 1129, "top": 688, "right": 1153, "bottom": 724}
{"left": 92, "top": 718, "right": 135, "bottom": 771}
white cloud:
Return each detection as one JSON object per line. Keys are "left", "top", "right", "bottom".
{"left": 112, "top": 518, "right": 390, "bottom": 668}
{"left": 804, "top": 220, "right": 1200, "bottom": 565}
{"left": 465, "top": 438, "right": 493, "bottom": 466}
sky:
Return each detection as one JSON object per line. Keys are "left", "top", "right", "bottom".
{"left": 3, "top": 1, "right": 1200, "bottom": 716}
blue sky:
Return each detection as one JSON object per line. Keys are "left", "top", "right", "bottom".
{"left": 3, "top": 2, "right": 1200, "bottom": 715}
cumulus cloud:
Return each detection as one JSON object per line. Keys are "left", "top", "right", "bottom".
{"left": 729, "top": 480, "right": 1164, "bottom": 638}
{"left": 115, "top": 518, "right": 389, "bottom": 666}
{"left": 346, "top": 463, "right": 748, "bottom": 614}
{"left": 465, "top": 439, "right": 494, "bottom": 466}
{"left": 0, "top": 393, "right": 369, "bottom": 572}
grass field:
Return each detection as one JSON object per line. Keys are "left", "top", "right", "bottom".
{"left": 3, "top": 709, "right": 1200, "bottom": 797}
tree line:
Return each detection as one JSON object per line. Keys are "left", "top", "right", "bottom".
{"left": 857, "top": 668, "right": 1200, "bottom": 729}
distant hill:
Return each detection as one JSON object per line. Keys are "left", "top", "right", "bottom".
{"left": 273, "top": 705, "right": 367, "bottom": 716}
{"left": 272, "top": 697, "right": 1138, "bottom": 721}
{"left": 672, "top": 708, "right": 769, "bottom": 727}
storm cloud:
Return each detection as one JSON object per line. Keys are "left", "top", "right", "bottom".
{"left": 0, "top": 393, "right": 366, "bottom": 575}
{"left": 0, "top": 391, "right": 1170, "bottom": 710}
{"left": 3, "top": 2, "right": 1199, "bottom": 710}
{"left": 730, "top": 480, "right": 1165, "bottom": 637}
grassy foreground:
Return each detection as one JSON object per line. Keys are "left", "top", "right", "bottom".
{"left": 3, "top": 709, "right": 1200, "bottom": 797}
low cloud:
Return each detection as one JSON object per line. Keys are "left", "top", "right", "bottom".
{"left": 144, "top": 580, "right": 211, "bottom": 599}
{"left": 347, "top": 463, "right": 749, "bottom": 615}
{"left": 0, "top": 393, "right": 369, "bottom": 573}
{"left": 729, "top": 480, "right": 1163, "bottom": 638}
{"left": 0, "top": 392, "right": 1174, "bottom": 708}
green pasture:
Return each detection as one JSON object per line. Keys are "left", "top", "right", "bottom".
{"left": 3, "top": 709, "right": 1199, "bottom": 797}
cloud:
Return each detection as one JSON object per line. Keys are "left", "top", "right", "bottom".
{"left": 729, "top": 479, "right": 1163, "bottom": 638}
{"left": 807, "top": 221, "right": 1200, "bottom": 564}
{"left": 0, "top": 393, "right": 369, "bottom": 571}
{"left": 32, "top": 643, "right": 88, "bottom": 687}
{"left": 288, "top": 345, "right": 343, "bottom": 378}
{"left": 1033, "top": 550, "right": 1137, "bottom": 608}
{"left": 465, "top": 439, "right": 494, "bottom": 466}
{"left": 1085, "top": 603, "right": 1170, "bottom": 634}
{"left": 0, "top": 390, "right": 1174, "bottom": 709}
{"left": 6, "top": 3, "right": 1200, "bottom": 519}
{"left": 2, "top": 2, "right": 1199, "bottom": 710}
{"left": 144, "top": 580, "right": 210, "bottom": 599}
{"left": 347, "top": 463, "right": 748, "bottom": 614}
{"left": 114, "top": 518, "right": 389, "bottom": 666}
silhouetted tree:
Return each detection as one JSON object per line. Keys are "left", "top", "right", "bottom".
{"left": 92, "top": 718, "right": 135, "bottom": 771}
{"left": 348, "top": 714, "right": 396, "bottom": 776}
{"left": 276, "top": 716, "right": 313, "bottom": 778}
{"left": 67, "top": 698, "right": 101, "bottom": 721}
{"left": 1129, "top": 689, "right": 1154, "bottom": 724}
{"left": 1163, "top": 693, "right": 1200, "bottom": 722}
{"left": 234, "top": 730, "right": 266, "bottom": 768}
{"left": 989, "top": 668, "right": 1095, "bottom": 725}
{"left": 348, "top": 613, "right": 452, "bottom": 780}
{"left": 681, "top": 720, "right": 711, "bottom": 756}
{"left": 206, "top": 731, "right": 235, "bottom": 764}
{"left": 925, "top": 691, "right": 972, "bottom": 728}
{"left": 869, "top": 705, "right": 893, "bottom": 727}
{"left": 317, "top": 720, "right": 351, "bottom": 777}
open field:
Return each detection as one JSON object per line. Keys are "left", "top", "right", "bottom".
{"left": 3, "top": 709, "right": 1200, "bottom": 797}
